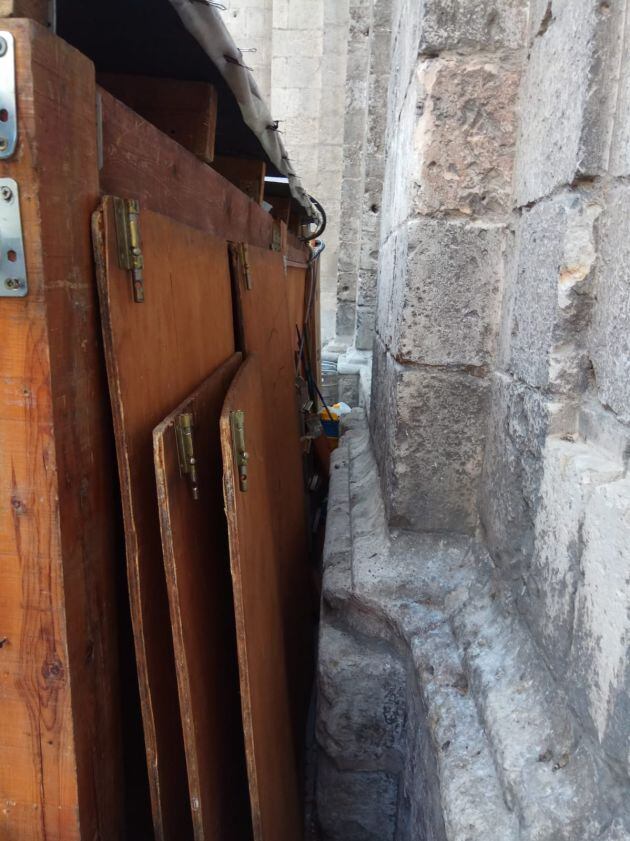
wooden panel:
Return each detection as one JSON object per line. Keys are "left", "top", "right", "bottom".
{"left": 0, "top": 0, "right": 48, "bottom": 23}
{"left": 286, "top": 265, "right": 308, "bottom": 355}
{"left": 93, "top": 197, "right": 236, "bottom": 840}
{"left": 212, "top": 156, "right": 266, "bottom": 204}
{"left": 98, "top": 74, "right": 218, "bottom": 163}
{"left": 98, "top": 88, "right": 307, "bottom": 262}
{"left": 154, "top": 353, "right": 251, "bottom": 841}
{"left": 0, "top": 21, "right": 124, "bottom": 841}
{"left": 233, "top": 245, "right": 315, "bottom": 758}
{"left": 220, "top": 355, "right": 302, "bottom": 841}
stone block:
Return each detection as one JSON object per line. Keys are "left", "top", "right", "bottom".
{"left": 519, "top": 439, "right": 623, "bottom": 679}
{"left": 567, "top": 475, "right": 630, "bottom": 776}
{"left": 316, "top": 625, "right": 406, "bottom": 770}
{"left": 480, "top": 373, "right": 554, "bottom": 578}
{"left": 514, "top": 0, "right": 621, "bottom": 205}
{"left": 414, "top": 55, "right": 521, "bottom": 218}
{"left": 386, "top": 218, "right": 506, "bottom": 367}
{"left": 502, "top": 189, "right": 600, "bottom": 394}
{"left": 316, "top": 755, "right": 398, "bottom": 841}
{"left": 371, "top": 343, "right": 490, "bottom": 534}
{"left": 418, "top": 0, "right": 528, "bottom": 52}
{"left": 590, "top": 184, "right": 630, "bottom": 423}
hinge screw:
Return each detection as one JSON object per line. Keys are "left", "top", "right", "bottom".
{"left": 1, "top": 185, "right": 13, "bottom": 201}
{"left": 5, "top": 277, "right": 23, "bottom": 290}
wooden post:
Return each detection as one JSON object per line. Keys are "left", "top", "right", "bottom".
{"left": 212, "top": 156, "right": 267, "bottom": 204}
{"left": 0, "top": 20, "right": 123, "bottom": 840}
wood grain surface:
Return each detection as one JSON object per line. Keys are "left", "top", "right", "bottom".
{"left": 154, "top": 353, "right": 251, "bottom": 841}
{"left": 0, "top": 21, "right": 124, "bottom": 841}
{"left": 93, "top": 197, "right": 235, "bottom": 840}
{"left": 98, "top": 88, "right": 308, "bottom": 264}
{"left": 221, "top": 355, "right": 303, "bottom": 841}
{"left": 235, "top": 246, "right": 315, "bottom": 760}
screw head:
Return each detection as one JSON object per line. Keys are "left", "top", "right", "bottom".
{"left": 0, "top": 37, "right": 8, "bottom": 58}
{"left": 1, "top": 185, "right": 13, "bottom": 201}
{"left": 4, "top": 277, "right": 23, "bottom": 291}
{"left": 0, "top": 138, "right": 8, "bottom": 153}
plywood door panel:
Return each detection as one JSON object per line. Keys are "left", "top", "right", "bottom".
{"left": 0, "top": 20, "right": 124, "bottom": 841}
{"left": 234, "top": 245, "right": 315, "bottom": 755}
{"left": 220, "top": 355, "right": 302, "bottom": 841}
{"left": 154, "top": 353, "right": 251, "bottom": 841}
{"left": 93, "top": 197, "right": 235, "bottom": 840}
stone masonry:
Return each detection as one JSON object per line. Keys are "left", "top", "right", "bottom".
{"left": 314, "top": 0, "right": 630, "bottom": 839}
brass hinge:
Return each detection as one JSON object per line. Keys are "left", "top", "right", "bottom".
{"left": 239, "top": 242, "right": 253, "bottom": 290}
{"left": 113, "top": 197, "right": 145, "bottom": 303}
{"left": 175, "top": 412, "right": 199, "bottom": 500}
{"left": 230, "top": 410, "right": 249, "bottom": 493}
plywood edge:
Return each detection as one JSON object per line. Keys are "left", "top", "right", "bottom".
{"left": 153, "top": 351, "right": 243, "bottom": 839}
{"left": 91, "top": 199, "right": 164, "bottom": 833}
{"left": 219, "top": 356, "right": 263, "bottom": 841}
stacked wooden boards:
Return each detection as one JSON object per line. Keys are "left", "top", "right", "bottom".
{"left": 0, "top": 18, "right": 317, "bottom": 841}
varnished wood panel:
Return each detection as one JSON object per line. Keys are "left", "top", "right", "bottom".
{"left": 154, "top": 353, "right": 251, "bottom": 841}
{"left": 0, "top": 21, "right": 124, "bottom": 841}
{"left": 234, "top": 246, "right": 315, "bottom": 761}
{"left": 220, "top": 355, "right": 302, "bottom": 841}
{"left": 93, "top": 197, "right": 235, "bottom": 840}
{"left": 98, "top": 88, "right": 307, "bottom": 263}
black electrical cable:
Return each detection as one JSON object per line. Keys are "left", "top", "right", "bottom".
{"left": 300, "top": 195, "right": 327, "bottom": 242}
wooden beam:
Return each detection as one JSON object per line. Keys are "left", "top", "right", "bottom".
{"left": 0, "top": 0, "right": 49, "bottom": 24}
{"left": 0, "top": 20, "right": 123, "bottom": 840}
{"left": 98, "top": 74, "right": 218, "bottom": 163}
{"left": 212, "top": 156, "right": 266, "bottom": 204}
{"left": 98, "top": 88, "right": 309, "bottom": 263}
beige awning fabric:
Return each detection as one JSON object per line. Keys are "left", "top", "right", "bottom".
{"left": 168, "top": 0, "right": 316, "bottom": 221}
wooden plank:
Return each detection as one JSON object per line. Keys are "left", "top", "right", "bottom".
{"left": 220, "top": 354, "right": 302, "bottom": 841}
{"left": 93, "top": 197, "right": 236, "bottom": 840}
{"left": 0, "top": 0, "right": 48, "bottom": 23}
{"left": 153, "top": 353, "right": 251, "bottom": 841}
{"left": 233, "top": 245, "right": 315, "bottom": 760}
{"left": 0, "top": 20, "right": 124, "bottom": 841}
{"left": 99, "top": 89, "right": 310, "bottom": 258}
{"left": 98, "top": 74, "right": 218, "bottom": 163}
{"left": 212, "top": 156, "right": 266, "bottom": 204}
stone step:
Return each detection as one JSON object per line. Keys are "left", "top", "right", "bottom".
{"left": 451, "top": 583, "right": 630, "bottom": 841}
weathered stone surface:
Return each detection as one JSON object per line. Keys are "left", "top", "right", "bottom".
{"left": 316, "top": 625, "right": 406, "bottom": 771}
{"left": 371, "top": 342, "right": 490, "bottom": 534}
{"left": 590, "top": 184, "right": 630, "bottom": 423}
{"left": 316, "top": 754, "right": 399, "bottom": 841}
{"left": 381, "top": 217, "right": 506, "bottom": 367}
{"left": 519, "top": 439, "right": 623, "bottom": 679}
{"left": 414, "top": 55, "right": 521, "bottom": 218}
{"left": 514, "top": 0, "right": 619, "bottom": 205}
{"left": 418, "top": 0, "right": 528, "bottom": 52}
{"left": 501, "top": 189, "right": 600, "bottom": 394}
{"left": 479, "top": 373, "right": 554, "bottom": 577}
{"left": 568, "top": 475, "right": 630, "bottom": 777}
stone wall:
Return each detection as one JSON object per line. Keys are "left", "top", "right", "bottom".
{"left": 480, "top": 0, "right": 630, "bottom": 785}
{"left": 370, "top": 0, "right": 527, "bottom": 533}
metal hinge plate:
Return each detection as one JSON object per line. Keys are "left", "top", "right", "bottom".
{"left": 113, "top": 197, "right": 145, "bottom": 302}
{"left": 0, "top": 179, "right": 27, "bottom": 297}
{"left": 230, "top": 410, "right": 249, "bottom": 493}
{"left": 175, "top": 412, "right": 199, "bottom": 500}
{"left": 0, "top": 33, "right": 17, "bottom": 160}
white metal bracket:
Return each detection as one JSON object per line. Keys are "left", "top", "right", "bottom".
{"left": 0, "top": 33, "right": 17, "bottom": 160}
{"left": 0, "top": 179, "right": 27, "bottom": 297}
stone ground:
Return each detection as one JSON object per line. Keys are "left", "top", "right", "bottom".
{"left": 313, "top": 411, "right": 630, "bottom": 841}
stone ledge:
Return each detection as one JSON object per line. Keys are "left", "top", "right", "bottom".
{"left": 315, "top": 410, "right": 630, "bottom": 840}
